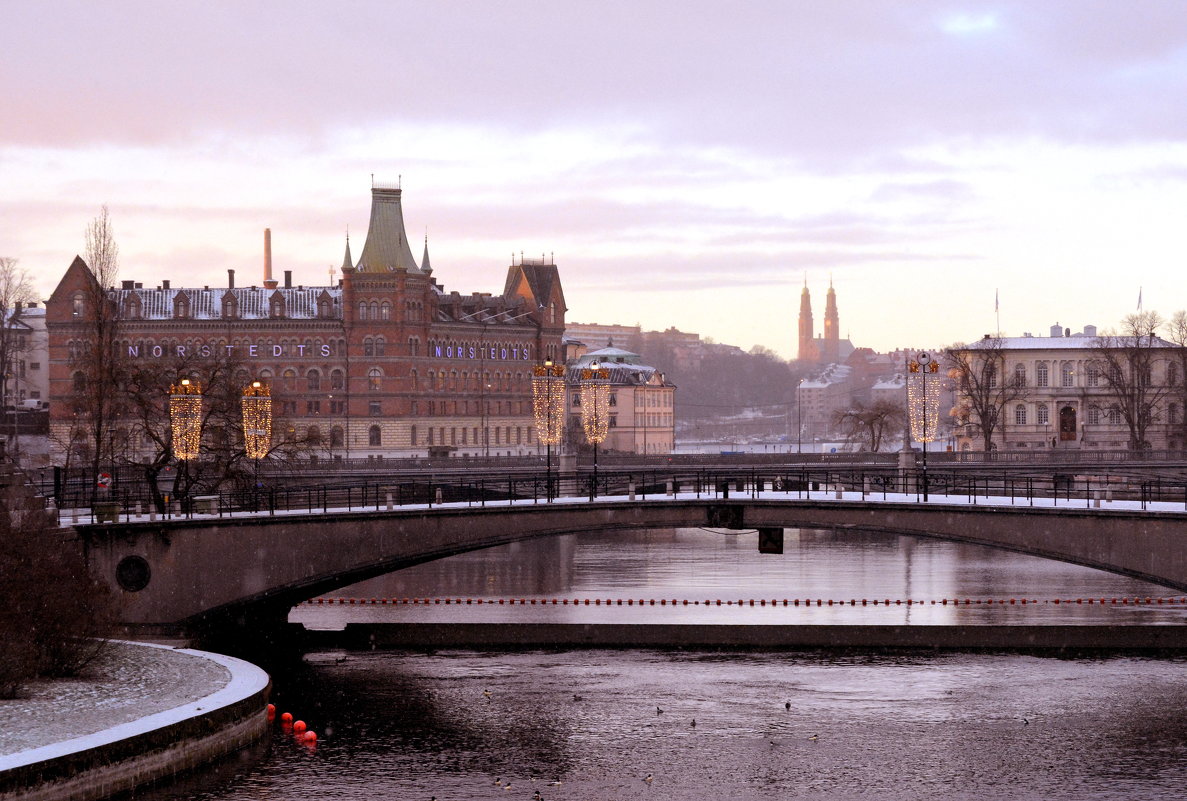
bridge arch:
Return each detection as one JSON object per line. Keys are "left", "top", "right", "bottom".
{"left": 76, "top": 499, "right": 1187, "bottom": 632}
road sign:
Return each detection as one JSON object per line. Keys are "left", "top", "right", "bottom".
{"left": 97, "top": 472, "right": 112, "bottom": 488}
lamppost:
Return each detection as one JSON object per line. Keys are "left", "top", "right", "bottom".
{"left": 907, "top": 352, "right": 940, "bottom": 501}
{"left": 580, "top": 361, "right": 610, "bottom": 496}
{"left": 531, "top": 361, "right": 565, "bottom": 500}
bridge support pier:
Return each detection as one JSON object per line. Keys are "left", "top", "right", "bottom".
{"left": 758, "top": 527, "right": 784, "bottom": 554}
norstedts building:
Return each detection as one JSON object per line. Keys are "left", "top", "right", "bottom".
{"left": 46, "top": 184, "right": 567, "bottom": 463}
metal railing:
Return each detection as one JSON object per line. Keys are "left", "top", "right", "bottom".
{"left": 54, "top": 464, "right": 1187, "bottom": 526}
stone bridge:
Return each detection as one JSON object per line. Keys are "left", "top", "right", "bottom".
{"left": 72, "top": 495, "right": 1187, "bottom": 633}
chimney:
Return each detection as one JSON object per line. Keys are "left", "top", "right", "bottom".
{"left": 284, "top": 270, "right": 292, "bottom": 289}
{"left": 162, "top": 280, "right": 171, "bottom": 290}
{"left": 121, "top": 280, "right": 134, "bottom": 290}
{"left": 228, "top": 268, "right": 235, "bottom": 289}
{"left": 263, "top": 228, "right": 278, "bottom": 289}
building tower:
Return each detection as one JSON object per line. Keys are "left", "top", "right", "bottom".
{"left": 798, "top": 279, "right": 818, "bottom": 362}
{"left": 822, "top": 278, "right": 839, "bottom": 363}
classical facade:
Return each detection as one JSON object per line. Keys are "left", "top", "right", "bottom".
{"left": 46, "top": 184, "right": 567, "bottom": 462}
{"left": 952, "top": 325, "right": 1182, "bottom": 452}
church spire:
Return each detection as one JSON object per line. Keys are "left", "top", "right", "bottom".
{"left": 823, "top": 278, "right": 839, "bottom": 362}
{"left": 421, "top": 234, "right": 432, "bottom": 274}
{"left": 798, "top": 279, "right": 817, "bottom": 362}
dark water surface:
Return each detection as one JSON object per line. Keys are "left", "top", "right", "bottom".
{"left": 146, "top": 529, "right": 1187, "bottom": 799}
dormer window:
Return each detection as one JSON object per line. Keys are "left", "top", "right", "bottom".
{"left": 72, "top": 293, "right": 84, "bottom": 317}
{"left": 123, "top": 294, "right": 141, "bottom": 319}
{"left": 173, "top": 292, "right": 190, "bottom": 319}
{"left": 222, "top": 293, "right": 238, "bottom": 319}
{"left": 269, "top": 292, "right": 286, "bottom": 318}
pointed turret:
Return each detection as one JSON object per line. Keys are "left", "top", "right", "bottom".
{"left": 356, "top": 184, "right": 421, "bottom": 273}
{"left": 340, "top": 233, "right": 354, "bottom": 272}
{"left": 421, "top": 235, "right": 432, "bottom": 274}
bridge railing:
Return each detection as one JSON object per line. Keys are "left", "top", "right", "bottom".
{"left": 54, "top": 463, "right": 1187, "bottom": 526}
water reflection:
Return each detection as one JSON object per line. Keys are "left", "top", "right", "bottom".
{"left": 292, "top": 528, "right": 1187, "bottom": 628}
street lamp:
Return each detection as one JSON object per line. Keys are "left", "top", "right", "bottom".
{"left": 580, "top": 361, "right": 610, "bottom": 496}
{"left": 907, "top": 352, "right": 940, "bottom": 501}
{"left": 531, "top": 360, "right": 566, "bottom": 500}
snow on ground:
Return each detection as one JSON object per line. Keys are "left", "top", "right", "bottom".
{"left": 0, "top": 641, "right": 230, "bottom": 759}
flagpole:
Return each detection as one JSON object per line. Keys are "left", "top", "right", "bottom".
{"left": 995, "top": 289, "right": 1000, "bottom": 336}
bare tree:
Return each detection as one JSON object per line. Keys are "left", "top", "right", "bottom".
{"left": 833, "top": 398, "right": 905, "bottom": 452}
{"left": 68, "top": 207, "right": 123, "bottom": 499}
{"left": 944, "top": 337, "right": 1025, "bottom": 452}
{"left": 1091, "top": 311, "right": 1172, "bottom": 451}
{"left": 1161, "top": 310, "right": 1187, "bottom": 450}
{"left": 0, "top": 257, "right": 35, "bottom": 459}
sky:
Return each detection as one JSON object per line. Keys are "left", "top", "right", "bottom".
{"left": 3, "top": 1, "right": 1187, "bottom": 359}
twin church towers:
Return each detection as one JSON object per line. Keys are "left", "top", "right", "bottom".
{"left": 797, "top": 279, "right": 840, "bottom": 363}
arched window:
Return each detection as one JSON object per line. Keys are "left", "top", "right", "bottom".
{"left": 1036, "top": 363, "right": 1048, "bottom": 387}
{"left": 307, "top": 370, "right": 321, "bottom": 391}
{"left": 283, "top": 369, "right": 297, "bottom": 391}
{"left": 1013, "top": 364, "right": 1026, "bottom": 387}
{"left": 1061, "top": 363, "right": 1074, "bottom": 387}
{"left": 330, "top": 369, "right": 345, "bottom": 390}
{"left": 330, "top": 426, "right": 344, "bottom": 447}
{"left": 1107, "top": 406, "right": 1121, "bottom": 425}
{"left": 364, "top": 338, "right": 374, "bottom": 357}
{"left": 1014, "top": 404, "right": 1027, "bottom": 425}
{"left": 375, "top": 337, "right": 386, "bottom": 356}
{"left": 358, "top": 302, "right": 368, "bottom": 320}
{"left": 368, "top": 368, "right": 382, "bottom": 391}
{"left": 222, "top": 296, "right": 237, "bottom": 318}
{"left": 307, "top": 425, "right": 321, "bottom": 445}
{"left": 1037, "top": 404, "right": 1049, "bottom": 426}
{"left": 72, "top": 293, "right": 85, "bottom": 317}
{"left": 368, "top": 425, "right": 382, "bottom": 446}
{"left": 1088, "top": 405, "right": 1101, "bottom": 425}
{"left": 369, "top": 301, "right": 379, "bottom": 319}
{"left": 380, "top": 302, "right": 391, "bottom": 320}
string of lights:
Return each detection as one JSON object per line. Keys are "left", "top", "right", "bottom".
{"left": 531, "top": 363, "right": 566, "bottom": 445}
{"left": 169, "top": 378, "right": 203, "bottom": 460}
{"left": 241, "top": 381, "right": 273, "bottom": 460}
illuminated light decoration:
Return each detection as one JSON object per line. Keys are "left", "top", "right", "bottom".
{"left": 241, "top": 381, "right": 273, "bottom": 460}
{"left": 907, "top": 360, "right": 941, "bottom": 443}
{"left": 531, "top": 362, "right": 566, "bottom": 444}
{"left": 579, "top": 365, "right": 611, "bottom": 445}
{"left": 169, "top": 378, "right": 203, "bottom": 460}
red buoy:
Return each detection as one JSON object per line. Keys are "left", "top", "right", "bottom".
{"left": 294, "top": 720, "right": 307, "bottom": 734}
{"left": 280, "top": 712, "right": 293, "bottom": 723}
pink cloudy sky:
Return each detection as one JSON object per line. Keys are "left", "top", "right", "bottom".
{"left": 3, "top": 1, "right": 1187, "bottom": 358}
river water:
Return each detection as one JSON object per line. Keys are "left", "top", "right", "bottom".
{"left": 144, "top": 528, "right": 1187, "bottom": 800}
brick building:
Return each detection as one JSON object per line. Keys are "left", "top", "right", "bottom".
{"left": 46, "top": 184, "right": 567, "bottom": 462}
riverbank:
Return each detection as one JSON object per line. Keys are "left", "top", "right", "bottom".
{"left": 307, "top": 622, "right": 1187, "bottom": 652}
{"left": 0, "top": 641, "right": 269, "bottom": 801}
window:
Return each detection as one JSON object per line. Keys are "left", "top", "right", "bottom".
{"left": 1170, "top": 362, "right": 1181, "bottom": 387}
{"left": 306, "top": 400, "right": 321, "bottom": 414}
{"left": 72, "top": 371, "right": 86, "bottom": 392}
{"left": 380, "top": 302, "right": 391, "bottom": 320}
{"left": 609, "top": 414, "right": 618, "bottom": 427}
{"left": 369, "top": 401, "right": 382, "bottom": 417}
{"left": 368, "top": 425, "right": 382, "bottom": 446}
{"left": 1172, "top": 403, "right": 1181, "bottom": 425}
{"left": 1037, "top": 404, "right": 1049, "bottom": 426}
{"left": 330, "top": 369, "right": 345, "bottom": 390}
{"left": 307, "top": 370, "right": 321, "bottom": 391}
{"left": 375, "top": 337, "right": 386, "bottom": 356}
{"left": 410, "top": 425, "right": 418, "bottom": 447}
{"left": 368, "top": 368, "right": 382, "bottom": 390}
{"left": 330, "top": 426, "right": 344, "bottom": 447}
{"left": 1061, "top": 363, "right": 1074, "bottom": 387}
{"left": 330, "top": 400, "right": 346, "bottom": 415}
{"left": 1036, "top": 363, "right": 1048, "bottom": 387}
{"left": 1014, "top": 404, "right": 1027, "bottom": 425}
{"left": 307, "top": 425, "right": 321, "bottom": 445}
{"left": 72, "top": 293, "right": 84, "bottom": 317}
{"left": 1013, "top": 364, "right": 1026, "bottom": 387}
{"left": 358, "top": 302, "right": 368, "bottom": 320}
{"left": 283, "top": 369, "right": 297, "bottom": 391}
{"left": 986, "top": 364, "right": 997, "bottom": 388}
{"left": 1108, "top": 406, "right": 1121, "bottom": 425}
{"left": 1086, "top": 365, "right": 1100, "bottom": 387}
{"left": 609, "top": 392, "right": 618, "bottom": 407}
{"left": 364, "top": 338, "right": 374, "bottom": 357}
